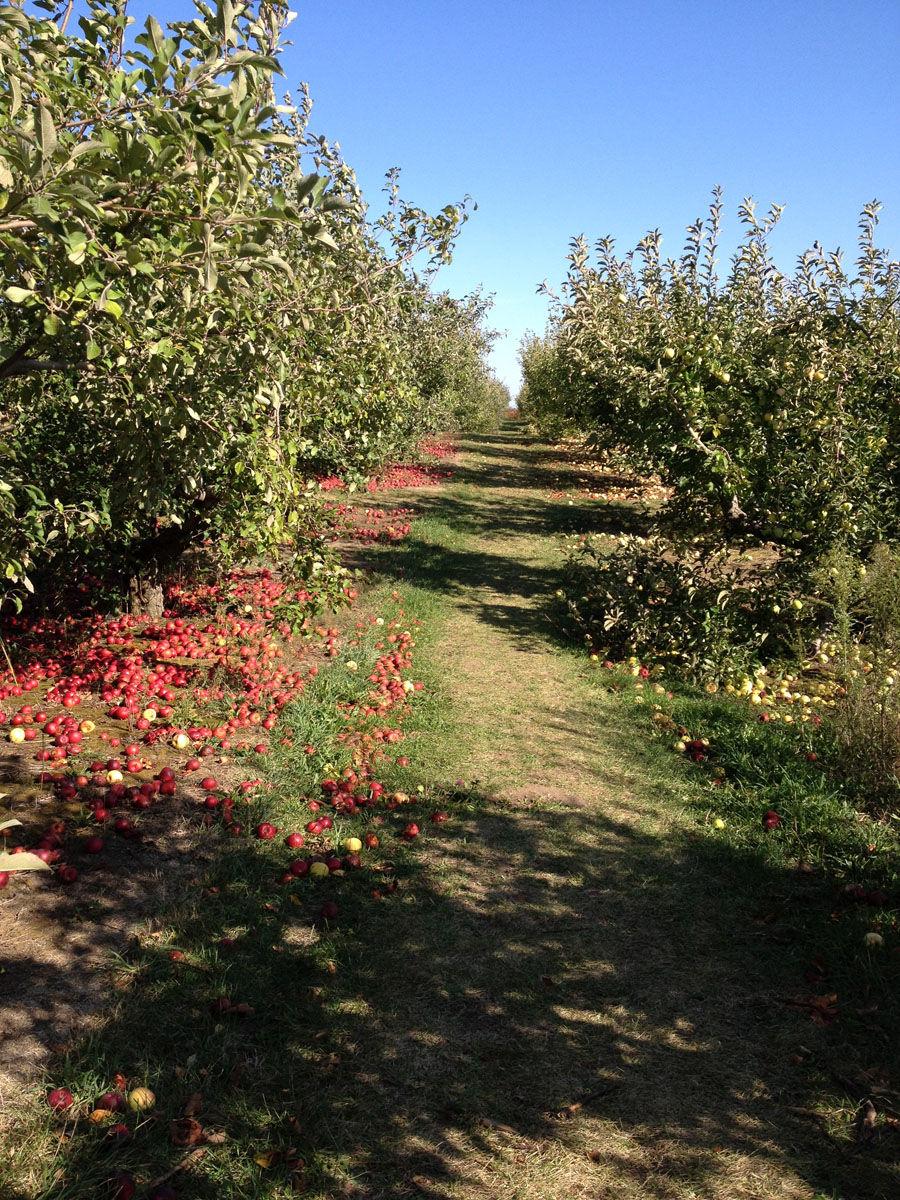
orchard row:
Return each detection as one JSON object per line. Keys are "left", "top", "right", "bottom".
{"left": 522, "top": 194, "right": 900, "bottom": 685}
{"left": 0, "top": 1, "right": 507, "bottom": 610}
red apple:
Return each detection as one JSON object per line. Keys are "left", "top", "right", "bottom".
{"left": 47, "top": 1087, "right": 74, "bottom": 1111}
{"left": 256, "top": 822, "right": 277, "bottom": 840}
{"left": 109, "top": 1172, "right": 136, "bottom": 1200}
{"left": 284, "top": 832, "right": 305, "bottom": 849}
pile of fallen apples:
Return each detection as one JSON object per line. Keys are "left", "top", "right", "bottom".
{"left": 0, "top": 569, "right": 352, "bottom": 889}
{"left": 367, "top": 462, "right": 451, "bottom": 491}
{"left": 0, "top": 582, "right": 450, "bottom": 927}
{"left": 325, "top": 501, "right": 415, "bottom": 544}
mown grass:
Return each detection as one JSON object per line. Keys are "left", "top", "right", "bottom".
{"left": 0, "top": 580, "right": 473, "bottom": 1199}
{"left": 2, "top": 427, "right": 898, "bottom": 1200}
{"left": 591, "top": 665, "right": 900, "bottom": 1073}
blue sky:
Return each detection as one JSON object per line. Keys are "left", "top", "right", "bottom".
{"left": 140, "top": 1, "right": 900, "bottom": 394}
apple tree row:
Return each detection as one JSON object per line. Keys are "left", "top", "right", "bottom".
{"left": 519, "top": 193, "right": 899, "bottom": 671}
{"left": 0, "top": 0, "right": 504, "bottom": 608}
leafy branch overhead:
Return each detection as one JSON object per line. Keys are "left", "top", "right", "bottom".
{"left": 0, "top": 0, "right": 505, "bottom": 601}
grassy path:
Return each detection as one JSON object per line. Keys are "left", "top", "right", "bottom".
{"left": 4, "top": 428, "right": 895, "bottom": 1199}
{"left": 348, "top": 428, "right": 893, "bottom": 1200}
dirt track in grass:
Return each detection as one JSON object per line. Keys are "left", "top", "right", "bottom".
{"left": 3, "top": 426, "right": 895, "bottom": 1200}
{"left": 339, "top": 426, "right": 896, "bottom": 1200}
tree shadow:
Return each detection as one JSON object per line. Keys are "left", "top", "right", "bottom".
{"left": 11, "top": 769, "right": 898, "bottom": 1199}
{"left": 4, "top": 428, "right": 897, "bottom": 1198}
{"left": 344, "top": 429, "right": 654, "bottom": 654}
{"left": 450, "top": 430, "right": 640, "bottom": 497}
{"left": 0, "top": 806, "right": 209, "bottom": 1095}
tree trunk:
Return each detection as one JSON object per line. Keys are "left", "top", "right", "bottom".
{"left": 129, "top": 566, "right": 165, "bottom": 618}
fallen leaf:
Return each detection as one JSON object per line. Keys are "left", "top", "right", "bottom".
{"left": 148, "top": 1147, "right": 206, "bottom": 1188}
{"left": 171, "top": 1117, "right": 204, "bottom": 1146}
{"left": 254, "top": 1149, "right": 279, "bottom": 1169}
{"left": 783, "top": 993, "right": 838, "bottom": 1026}
{"left": 558, "top": 1101, "right": 582, "bottom": 1119}
{"left": 183, "top": 1091, "right": 203, "bottom": 1119}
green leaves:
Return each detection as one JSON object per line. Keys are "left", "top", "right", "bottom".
{"left": 35, "top": 99, "right": 57, "bottom": 163}
{"left": 0, "top": 0, "right": 495, "bottom": 609}
{"left": 523, "top": 193, "right": 900, "bottom": 567}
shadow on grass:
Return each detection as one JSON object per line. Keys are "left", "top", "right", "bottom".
{"left": 449, "top": 429, "right": 638, "bottom": 498}
{"left": 350, "top": 433, "right": 653, "bottom": 654}
{"left": 10, "top": 770, "right": 898, "bottom": 1199}
{"left": 0, "top": 797, "right": 207, "bottom": 1096}
{"left": 5, "top": 427, "right": 897, "bottom": 1199}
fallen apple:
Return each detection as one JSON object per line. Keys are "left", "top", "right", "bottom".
{"left": 126, "top": 1086, "right": 156, "bottom": 1112}
{"left": 47, "top": 1087, "right": 74, "bottom": 1112}
{"left": 109, "top": 1172, "right": 137, "bottom": 1200}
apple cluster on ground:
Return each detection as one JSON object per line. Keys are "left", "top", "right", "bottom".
{"left": 317, "top": 457, "right": 451, "bottom": 496}
{"left": 0, "top": 448, "right": 463, "bottom": 1197}
{"left": 0, "top": 568, "right": 355, "bottom": 890}
{"left": 326, "top": 502, "right": 415, "bottom": 545}
{"left": 17, "top": 589, "right": 455, "bottom": 1197}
